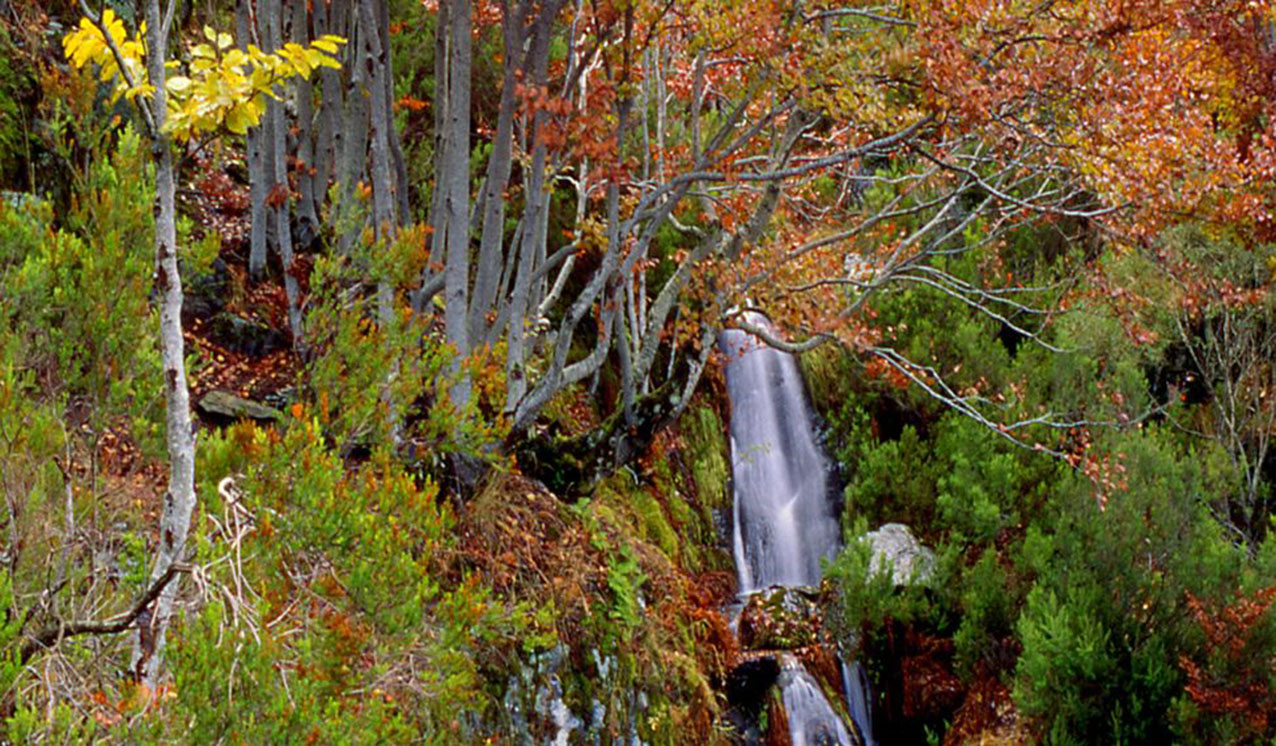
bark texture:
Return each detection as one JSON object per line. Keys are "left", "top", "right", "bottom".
{"left": 130, "top": 0, "right": 197, "bottom": 689}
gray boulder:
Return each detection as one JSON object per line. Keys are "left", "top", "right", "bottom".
{"left": 862, "top": 523, "right": 934, "bottom": 586}
{"left": 197, "top": 390, "right": 282, "bottom": 423}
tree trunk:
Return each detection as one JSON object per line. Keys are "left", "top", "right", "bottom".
{"left": 375, "top": 0, "right": 411, "bottom": 226}
{"left": 314, "top": 0, "right": 347, "bottom": 210}
{"left": 131, "top": 0, "right": 196, "bottom": 689}
{"left": 240, "top": 0, "right": 269, "bottom": 278}
{"left": 292, "top": 0, "right": 319, "bottom": 234}
{"left": 415, "top": 0, "right": 450, "bottom": 315}
{"left": 264, "top": 0, "right": 303, "bottom": 345}
{"left": 470, "top": 0, "right": 525, "bottom": 345}
{"left": 441, "top": 0, "right": 472, "bottom": 406}
{"left": 335, "top": 2, "right": 369, "bottom": 253}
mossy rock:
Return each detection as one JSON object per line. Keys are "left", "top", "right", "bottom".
{"left": 738, "top": 586, "right": 823, "bottom": 651}
{"left": 633, "top": 489, "right": 679, "bottom": 562}
{"left": 681, "top": 405, "right": 731, "bottom": 513}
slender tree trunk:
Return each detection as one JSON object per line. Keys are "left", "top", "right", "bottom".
{"left": 441, "top": 0, "right": 472, "bottom": 406}
{"left": 240, "top": 0, "right": 269, "bottom": 278}
{"left": 335, "top": 4, "right": 370, "bottom": 253}
{"left": 415, "top": 0, "right": 450, "bottom": 315}
{"left": 364, "top": 0, "right": 398, "bottom": 238}
{"left": 504, "top": 12, "right": 555, "bottom": 413}
{"left": 131, "top": 0, "right": 195, "bottom": 689}
{"left": 292, "top": 0, "right": 319, "bottom": 233}
{"left": 314, "top": 0, "right": 346, "bottom": 208}
{"left": 470, "top": 0, "right": 525, "bottom": 344}
{"left": 360, "top": 0, "right": 404, "bottom": 441}
{"left": 374, "top": 0, "right": 411, "bottom": 226}
{"left": 263, "top": 0, "right": 303, "bottom": 344}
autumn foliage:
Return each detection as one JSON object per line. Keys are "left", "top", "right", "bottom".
{"left": 1181, "top": 587, "right": 1276, "bottom": 738}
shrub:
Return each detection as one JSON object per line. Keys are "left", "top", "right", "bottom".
{"left": 1012, "top": 428, "right": 1245, "bottom": 744}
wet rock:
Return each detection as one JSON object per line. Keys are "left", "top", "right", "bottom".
{"left": 205, "top": 311, "right": 288, "bottom": 357}
{"left": 778, "top": 655, "right": 862, "bottom": 746}
{"left": 261, "top": 386, "right": 297, "bottom": 411}
{"left": 725, "top": 654, "right": 781, "bottom": 743}
{"left": 863, "top": 524, "right": 934, "bottom": 586}
{"left": 293, "top": 214, "right": 319, "bottom": 253}
{"left": 197, "top": 390, "right": 282, "bottom": 423}
{"left": 738, "top": 585, "right": 823, "bottom": 651}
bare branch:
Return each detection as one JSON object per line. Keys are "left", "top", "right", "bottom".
{"left": 19, "top": 562, "right": 187, "bottom": 665}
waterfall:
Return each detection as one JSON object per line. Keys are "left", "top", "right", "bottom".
{"left": 842, "top": 660, "right": 875, "bottom": 746}
{"left": 721, "top": 315, "right": 841, "bottom": 592}
{"left": 781, "top": 658, "right": 857, "bottom": 746}
{"left": 721, "top": 313, "right": 868, "bottom": 746}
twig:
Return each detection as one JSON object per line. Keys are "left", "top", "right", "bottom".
{"left": 19, "top": 563, "right": 187, "bottom": 664}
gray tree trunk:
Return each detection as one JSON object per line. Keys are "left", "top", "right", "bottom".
{"left": 470, "top": 0, "right": 525, "bottom": 344}
{"left": 314, "top": 0, "right": 347, "bottom": 209}
{"left": 441, "top": 0, "right": 472, "bottom": 406}
{"left": 131, "top": 0, "right": 196, "bottom": 689}
{"left": 240, "top": 0, "right": 269, "bottom": 278}
{"left": 361, "top": 0, "right": 404, "bottom": 440}
{"left": 374, "top": 0, "right": 411, "bottom": 226}
{"left": 335, "top": 3, "right": 369, "bottom": 253}
{"left": 503, "top": 5, "right": 566, "bottom": 412}
{"left": 292, "top": 0, "right": 319, "bottom": 232}
{"left": 262, "top": 0, "right": 303, "bottom": 344}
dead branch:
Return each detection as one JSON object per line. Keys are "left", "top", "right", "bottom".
{"left": 18, "top": 562, "right": 187, "bottom": 665}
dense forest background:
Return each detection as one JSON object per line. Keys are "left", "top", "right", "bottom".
{"left": 3, "top": 0, "right": 1276, "bottom": 743}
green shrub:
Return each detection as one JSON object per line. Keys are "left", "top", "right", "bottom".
{"left": 1012, "top": 428, "right": 1245, "bottom": 744}
{"left": 952, "top": 549, "right": 1017, "bottom": 678}
{"left": 0, "top": 126, "right": 161, "bottom": 445}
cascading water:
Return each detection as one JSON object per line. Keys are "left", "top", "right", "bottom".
{"left": 721, "top": 315, "right": 841, "bottom": 592}
{"left": 721, "top": 313, "right": 870, "bottom": 745}
{"left": 781, "top": 657, "right": 857, "bottom": 746}
{"left": 842, "top": 660, "right": 875, "bottom": 746}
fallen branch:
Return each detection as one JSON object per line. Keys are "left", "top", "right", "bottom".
{"left": 18, "top": 562, "right": 187, "bottom": 665}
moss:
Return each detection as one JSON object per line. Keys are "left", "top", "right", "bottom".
{"left": 798, "top": 344, "right": 853, "bottom": 422}
{"left": 666, "top": 493, "right": 702, "bottom": 569}
{"left": 634, "top": 490, "right": 680, "bottom": 562}
{"left": 682, "top": 404, "right": 730, "bottom": 513}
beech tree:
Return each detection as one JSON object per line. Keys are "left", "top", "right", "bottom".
{"left": 407, "top": 0, "right": 1276, "bottom": 487}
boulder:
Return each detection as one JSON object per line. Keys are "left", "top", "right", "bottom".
{"left": 197, "top": 390, "right": 282, "bottom": 423}
{"left": 724, "top": 654, "right": 782, "bottom": 743}
{"left": 863, "top": 524, "right": 934, "bottom": 586}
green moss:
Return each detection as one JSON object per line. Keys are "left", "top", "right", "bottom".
{"left": 682, "top": 404, "right": 730, "bottom": 512}
{"left": 634, "top": 490, "right": 680, "bottom": 561}
{"left": 798, "top": 344, "right": 853, "bottom": 421}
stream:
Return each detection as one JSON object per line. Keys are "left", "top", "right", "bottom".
{"left": 721, "top": 313, "right": 873, "bottom": 746}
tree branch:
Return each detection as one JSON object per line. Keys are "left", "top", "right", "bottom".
{"left": 19, "top": 562, "right": 187, "bottom": 664}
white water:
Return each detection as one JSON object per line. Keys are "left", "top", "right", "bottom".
{"left": 781, "top": 659, "right": 858, "bottom": 746}
{"left": 721, "top": 314, "right": 863, "bottom": 746}
{"left": 721, "top": 315, "right": 841, "bottom": 592}
{"left": 842, "top": 660, "right": 875, "bottom": 746}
